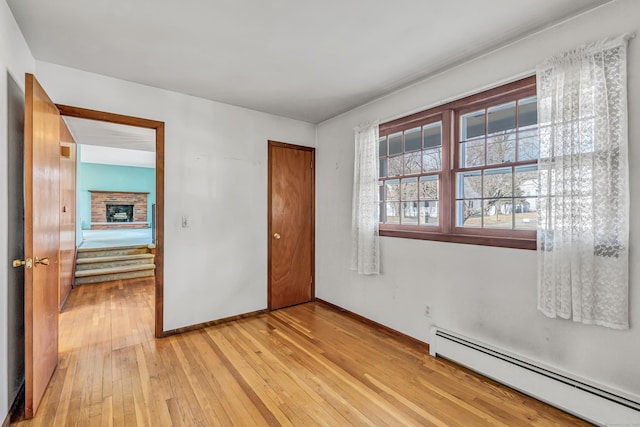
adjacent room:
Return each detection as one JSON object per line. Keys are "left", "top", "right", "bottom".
{"left": 69, "top": 118, "right": 157, "bottom": 286}
{"left": 1, "top": 0, "right": 639, "bottom": 425}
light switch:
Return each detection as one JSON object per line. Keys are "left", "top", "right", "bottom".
{"left": 181, "top": 216, "right": 190, "bottom": 228}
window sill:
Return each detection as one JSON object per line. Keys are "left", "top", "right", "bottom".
{"left": 379, "top": 227, "right": 536, "bottom": 250}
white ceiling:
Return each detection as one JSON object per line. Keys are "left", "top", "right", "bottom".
{"left": 63, "top": 116, "right": 155, "bottom": 168}
{"left": 9, "top": 0, "right": 612, "bottom": 123}
{"left": 63, "top": 117, "right": 155, "bottom": 152}
{"left": 79, "top": 145, "right": 156, "bottom": 169}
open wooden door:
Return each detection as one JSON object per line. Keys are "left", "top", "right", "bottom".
{"left": 22, "top": 73, "right": 61, "bottom": 418}
{"left": 268, "top": 141, "right": 315, "bottom": 310}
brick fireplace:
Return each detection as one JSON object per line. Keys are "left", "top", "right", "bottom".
{"left": 90, "top": 190, "right": 149, "bottom": 229}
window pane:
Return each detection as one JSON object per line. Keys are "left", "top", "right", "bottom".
{"left": 515, "top": 165, "right": 538, "bottom": 197}
{"left": 487, "top": 102, "right": 516, "bottom": 134}
{"left": 423, "top": 122, "right": 442, "bottom": 148}
{"left": 457, "top": 170, "right": 482, "bottom": 199}
{"left": 483, "top": 199, "right": 513, "bottom": 229}
{"left": 487, "top": 132, "right": 515, "bottom": 164}
{"left": 457, "top": 200, "right": 482, "bottom": 227}
{"left": 385, "top": 202, "right": 400, "bottom": 224}
{"left": 517, "top": 129, "right": 539, "bottom": 161}
{"left": 483, "top": 167, "right": 512, "bottom": 198}
{"left": 404, "top": 152, "right": 421, "bottom": 175}
{"left": 423, "top": 147, "right": 442, "bottom": 172}
{"left": 388, "top": 155, "right": 402, "bottom": 177}
{"left": 514, "top": 197, "right": 537, "bottom": 229}
{"left": 379, "top": 202, "right": 385, "bottom": 223}
{"left": 404, "top": 127, "right": 421, "bottom": 152}
{"left": 461, "top": 110, "right": 485, "bottom": 140}
{"left": 460, "top": 139, "right": 485, "bottom": 167}
{"left": 518, "top": 97, "right": 537, "bottom": 129}
{"left": 401, "top": 202, "right": 419, "bottom": 224}
{"left": 419, "top": 176, "right": 438, "bottom": 200}
{"left": 379, "top": 136, "right": 387, "bottom": 157}
{"left": 379, "top": 184, "right": 384, "bottom": 203}
{"left": 419, "top": 201, "right": 438, "bottom": 225}
{"left": 389, "top": 132, "right": 402, "bottom": 155}
{"left": 379, "top": 158, "right": 387, "bottom": 178}
{"left": 401, "top": 177, "right": 418, "bottom": 201}
{"left": 385, "top": 179, "right": 400, "bottom": 201}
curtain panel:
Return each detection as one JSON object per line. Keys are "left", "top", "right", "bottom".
{"left": 351, "top": 122, "right": 380, "bottom": 275}
{"left": 536, "top": 36, "right": 630, "bottom": 329}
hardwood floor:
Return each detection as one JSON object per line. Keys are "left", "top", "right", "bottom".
{"left": 12, "top": 278, "right": 591, "bottom": 426}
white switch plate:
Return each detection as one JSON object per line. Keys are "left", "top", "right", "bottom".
{"left": 181, "top": 216, "right": 189, "bottom": 228}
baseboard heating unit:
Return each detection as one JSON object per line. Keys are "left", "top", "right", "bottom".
{"left": 429, "top": 327, "right": 640, "bottom": 426}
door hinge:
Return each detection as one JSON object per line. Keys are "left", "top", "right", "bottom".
{"left": 310, "top": 276, "right": 313, "bottom": 285}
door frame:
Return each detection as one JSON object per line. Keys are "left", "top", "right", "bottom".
{"left": 267, "top": 140, "right": 315, "bottom": 310}
{"left": 57, "top": 104, "right": 166, "bottom": 338}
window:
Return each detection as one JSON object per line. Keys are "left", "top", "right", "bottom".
{"left": 378, "top": 76, "right": 537, "bottom": 249}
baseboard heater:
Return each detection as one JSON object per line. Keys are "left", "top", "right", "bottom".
{"left": 429, "top": 327, "right": 640, "bottom": 426}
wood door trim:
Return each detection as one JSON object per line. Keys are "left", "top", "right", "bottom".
{"left": 56, "top": 104, "right": 163, "bottom": 128}
{"left": 57, "top": 104, "right": 166, "bottom": 338}
{"left": 59, "top": 121, "right": 76, "bottom": 310}
{"left": 267, "top": 140, "right": 315, "bottom": 310}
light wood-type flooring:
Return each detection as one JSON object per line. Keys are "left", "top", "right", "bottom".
{"left": 12, "top": 278, "right": 590, "bottom": 426}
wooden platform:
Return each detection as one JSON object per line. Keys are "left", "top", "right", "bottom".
{"left": 74, "top": 245, "right": 155, "bottom": 285}
{"left": 11, "top": 278, "right": 589, "bottom": 426}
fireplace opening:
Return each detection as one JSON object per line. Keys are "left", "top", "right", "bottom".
{"left": 106, "top": 204, "right": 134, "bottom": 223}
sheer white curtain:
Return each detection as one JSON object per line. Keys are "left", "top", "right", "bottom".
{"left": 351, "top": 122, "right": 380, "bottom": 275}
{"left": 536, "top": 36, "right": 630, "bottom": 329}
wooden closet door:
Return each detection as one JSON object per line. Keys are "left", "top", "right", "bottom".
{"left": 268, "top": 141, "right": 315, "bottom": 310}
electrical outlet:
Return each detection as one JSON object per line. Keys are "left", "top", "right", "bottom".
{"left": 424, "top": 305, "right": 431, "bottom": 318}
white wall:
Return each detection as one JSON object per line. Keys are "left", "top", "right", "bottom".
{"left": 316, "top": 0, "right": 640, "bottom": 400}
{"left": 0, "top": 0, "right": 34, "bottom": 418}
{"left": 34, "top": 61, "right": 316, "bottom": 331}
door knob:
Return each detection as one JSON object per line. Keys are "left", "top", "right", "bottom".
{"left": 273, "top": 232, "right": 281, "bottom": 240}
{"left": 34, "top": 256, "right": 49, "bottom": 266}
{"left": 13, "top": 258, "right": 33, "bottom": 268}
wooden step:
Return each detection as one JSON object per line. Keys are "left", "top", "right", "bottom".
{"left": 76, "top": 253, "right": 154, "bottom": 265}
{"left": 77, "top": 244, "right": 154, "bottom": 259}
{"left": 74, "top": 264, "right": 155, "bottom": 285}
{"left": 75, "top": 263, "right": 155, "bottom": 278}
{"left": 75, "top": 253, "right": 154, "bottom": 271}
{"left": 74, "top": 243, "right": 155, "bottom": 285}
{"left": 74, "top": 268, "right": 155, "bottom": 285}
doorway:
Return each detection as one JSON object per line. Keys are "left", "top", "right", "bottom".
{"left": 268, "top": 141, "right": 315, "bottom": 310}
{"left": 57, "top": 105, "right": 165, "bottom": 338}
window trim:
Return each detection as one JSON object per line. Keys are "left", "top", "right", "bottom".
{"left": 378, "top": 76, "right": 537, "bottom": 250}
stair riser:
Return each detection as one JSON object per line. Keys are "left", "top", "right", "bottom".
{"left": 76, "top": 258, "right": 154, "bottom": 271}
{"left": 78, "top": 247, "right": 150, "bottom": 258}
{"left": 75, "top": 269, "right": 155, "bottom": 285}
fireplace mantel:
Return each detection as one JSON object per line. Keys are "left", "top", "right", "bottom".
{"left": 89, "top": 190, "right": 150, "bottom": 195}
{"left": 90, "top": 190, "right": 149, "bottom": 230}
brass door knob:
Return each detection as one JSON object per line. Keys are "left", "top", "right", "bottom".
{"left": 273, "top": 233, "right": 281, "bottom": 240}
{"left": 34, "top": 256, "right": 50, "bottom": 266}
{"left": 13, "top": 258, "right": 33, "bottom": 268}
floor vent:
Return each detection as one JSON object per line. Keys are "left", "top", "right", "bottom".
{"left": 429, "top": 327, "right": 640, "bottom": 425}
